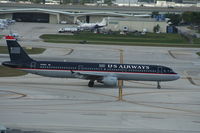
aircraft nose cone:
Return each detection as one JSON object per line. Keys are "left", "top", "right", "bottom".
{"left": 175, "top": 74, "right": 180, "bottom": 80}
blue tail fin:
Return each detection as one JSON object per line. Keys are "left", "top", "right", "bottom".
{"left": 5, "top": 36, "right": 33, "bottom": 62}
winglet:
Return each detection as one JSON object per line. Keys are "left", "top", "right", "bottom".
{"left": 5, "top": 35, "right": 16, "bottom": 41}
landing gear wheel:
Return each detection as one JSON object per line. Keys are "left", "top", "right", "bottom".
{"left": 157, "top": 81, "right": 161, "bottom": 89}
{"left": 88, "top": 81, "right": 94, "bottom": 87}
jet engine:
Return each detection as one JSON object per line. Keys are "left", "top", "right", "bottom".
{"left": 102, "top": 76, "right": 118, "bottom": 86}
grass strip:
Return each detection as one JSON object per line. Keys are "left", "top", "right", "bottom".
{"left": 41, "top": 33, "right": 189, "bottom": 44}
{"left": 193, "top": 38, "right": 200, "bottom": 44}
{"left": 0, "top": 65, "right": 27, "bottom": 77}
{"left": 40, "top": 32, "right": 200, "bottom": 47}
{"left": 0, "top": 46, "right": 45, "bottom": 54}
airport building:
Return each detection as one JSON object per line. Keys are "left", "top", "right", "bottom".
{"left": 0, "top": 8, "right": 169, "bottom": 33}
{"left": 107, "top": 17, "right": 168, "bottom": 33}
{"left": 0, "top": 8, "right": 132, "bottom": 24}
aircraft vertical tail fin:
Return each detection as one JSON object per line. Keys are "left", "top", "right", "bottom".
{"left": 5, "top": 36, "right": 33, "bottom": 62}
{"left": 100, "top": 18, "right": 107, "bottom": 26}
{"left": 76, "top": 19, "right": 82, "bottom": 25}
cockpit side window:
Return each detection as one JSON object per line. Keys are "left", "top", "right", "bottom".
{"left": 167, "top": 68, "right": 174, "bottom": 74}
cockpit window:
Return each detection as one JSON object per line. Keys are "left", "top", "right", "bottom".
{"left": 165, "top": 68, "right": 174, "bottom": 73}
{"left": 169, "top": 69, "right": 175, "bottom": 73}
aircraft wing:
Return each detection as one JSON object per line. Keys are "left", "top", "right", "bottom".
{"left": 71, "top": 70, "right": 106, "bottom": 80}
{"left": 94, "top": 24, "right": 105, "bottom": 29}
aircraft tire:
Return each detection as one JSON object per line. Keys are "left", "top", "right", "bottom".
{"left": 88, "top": 81, "right": 94, "bottom": 87}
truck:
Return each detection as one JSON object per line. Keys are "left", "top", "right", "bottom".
{"left": 58, "top": 27, "right": 79, "bottom": 33}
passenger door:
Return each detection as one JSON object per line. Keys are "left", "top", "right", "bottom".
{"left": 30, "top": 62, "right": 37, "bottom": 69}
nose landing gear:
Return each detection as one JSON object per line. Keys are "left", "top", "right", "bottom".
{"left": 157, "top": 81, "right": 161, "bottom": 89}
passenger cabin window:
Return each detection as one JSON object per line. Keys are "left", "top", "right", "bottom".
{"left": 99, "top": 64, "right": 105, "bottom": 68}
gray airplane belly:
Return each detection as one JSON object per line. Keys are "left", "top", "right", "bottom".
{"left": 117, "top": 73, "right": 177, "bottom": 81}
{"left": 23, "top": 69, "right": 73, "bottom": 78}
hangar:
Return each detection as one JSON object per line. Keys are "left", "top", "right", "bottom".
{"left": 0, "top": 8, "right": 132, "bottom": 24}
{"left": 13, "top": 12, "right": 49, "bottom": 23}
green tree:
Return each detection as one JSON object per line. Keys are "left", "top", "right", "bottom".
{"left": 151, "top": 11, "right": 159, "bottom": 17}
{"left": 182, "top": 11, "right": 193, "bottom": 24}
{"left": 62, "top": 0, "right": 72, "bottom": 4}
{"left": 62, "top": 0, "right": 92, "bottom": 5}
{"left": 79, "top": 0, "right": 94, "bottom": 4}
{"left": 165, "top": 13, "right": 182, "bottom": 26}
{"left": 31, "top": 0, "right": 42, "bottom": 4}
{"left": 182, "top": 11, "right": 200, "bottom": 25}
{"left": 104, "top": 0, "right": 112, "bottom": 5}
{"left": 153, "top": 24, "right": 160, "bottom": 33}
{"left": 15, "top": 0, "right": 29, "bottom": 2}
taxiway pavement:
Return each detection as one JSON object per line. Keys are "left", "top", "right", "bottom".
{"left": 0, "top": 22, "right": 200, "bottom": 133}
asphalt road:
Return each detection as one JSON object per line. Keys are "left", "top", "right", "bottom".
{"left": 0, "top": 3, "right": 200, "bottom": 13}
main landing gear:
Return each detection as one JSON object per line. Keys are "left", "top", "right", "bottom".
{"left": 157, "top": 81, "right": 161, "bottom": 89}
{"left": 88, "top": 80, "right": 94, "bottom": 87}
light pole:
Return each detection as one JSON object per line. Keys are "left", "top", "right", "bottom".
{"left": 118, "top": 49, "right": 124, "bottom": 101}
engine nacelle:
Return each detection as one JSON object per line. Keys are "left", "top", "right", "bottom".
{"left": 102, "top": 76, "right": 118, "bottom": 86}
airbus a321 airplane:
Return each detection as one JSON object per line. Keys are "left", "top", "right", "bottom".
{"left": 2, "top": 36, "right": 180, "bottom": 89}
